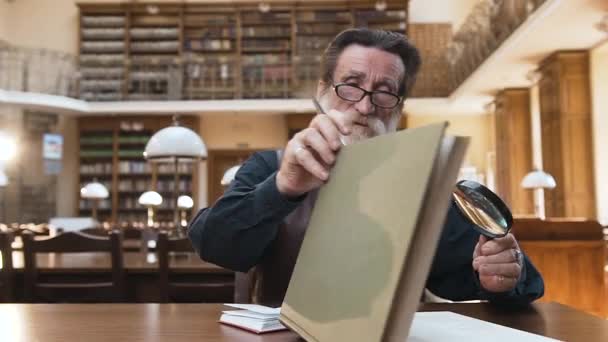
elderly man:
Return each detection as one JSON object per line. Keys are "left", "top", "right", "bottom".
{"left": 189, "top": 28, "right": 544, "bottom": 307}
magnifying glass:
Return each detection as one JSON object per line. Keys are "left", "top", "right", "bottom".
{"left": 452, "top": 180, "right": 513, "bottom": 238}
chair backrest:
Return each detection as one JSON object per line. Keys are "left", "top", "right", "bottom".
{"left": 22, "top": 230, "right": 124, "bottom": 302}
{"left": 157, "top": 231, "right": 194, "bottom": 302}
{"left": 121, "top": 226, "right": 143, "bottom": 240}
{"left": 0, "top": 231, "right": 14, "bottom": 302}
{"left": 79, "top": 227, "right": 109, "bottom": 236}
{"left": 157, "top": 231, "right": 235, "bottom": 303}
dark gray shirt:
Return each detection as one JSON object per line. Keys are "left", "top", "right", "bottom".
{"left": 189, "top": 151, "right": 544, "bottom": 306}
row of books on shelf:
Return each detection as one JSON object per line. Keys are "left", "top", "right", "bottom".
{"left": 79, "top": 199, "right": 112, "bottom": 210}
{"left": 185, "top": 27, "right": 235, "bottom": 37}
{"left": 120, "top": 197, "right": 144, "bottom": 209}
{"left": 243, "top": 54, "right": 288, "bottom": 65}
{"left": 157, "top": 163, "right": 193, "bottom": 174}
{"left": 81, "top": 67, "right": 124, "bottom": 79}
{"left": 81, "top": 16, "right": 126, "bottom": 27}
{"left": 80, "top": 79, "right": 122, "bottom": 91}
{"left": 118, "top": 135, "right": 150, "bottom": 144}
{"left": 80, "top": 54, "right": 124, "bottom": 66}
{"left": 296, "top": 23, "right": 349, "bottom": 36}
{"left": 241, "top": 12, "right": 290, "bottom": 23}
{"left": 118, "top": 179, "right": 150, "bottom": 192}
{"left": 130, "top": 28, "right": 179, "bottom": 39}
{"left": 80, "top": 162, "right": 113, "bottom": 175}
{"left": 241, "top": 26, "right": 290, "bottom": 38}
{"left": 81, "top": 92, "right": 122, "bottom": 101}
{"left": 118, "top": 149, "right": 145, "bottom": 158}
{"left": 131, "top": 41, "right": 179, "bottom": 53}
{"left": 185, "top": 39, "right": 233, "bottom": 51}
{"left": 242, "top": 40, "right": 290, "bottom": 50}
{"left": 355, "top": 9, "right": 407, "bottom": 20}
{"left": 80, "top": 149, "right": 113, "bottom": 158}
{"left": 296, "top": 11, "right": 351, "bottom": 22}
{"left": 157, "top": 180, "right": 191, "bottom": 192}
{"left": 186, "top": 63, "right": 233, "bottom": 81}
{"left": 118, "top": 161, "right": 152, "bottom": 174}
{"left": 80, "top": 135, "right": 113, "bottom": 145}
{"left": 81, "top": 28, "right": 125, "bottom": 39}
{"left": 243, "top": 66, "right": 291, "bottom": 81}
{"left": 296, "top": 37, "right": 334, "bottom": 53}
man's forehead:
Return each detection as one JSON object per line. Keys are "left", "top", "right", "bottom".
{"left": 334, "top": 45, "right": 405, "bottom": 83}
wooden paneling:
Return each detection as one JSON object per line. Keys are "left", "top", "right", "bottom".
{"left": 494, "top": 88, "right": 534, "bottom": 215}
{"left": 513, "top": 218, "right": 606, "bottom": 317}
{"left": 286, "top": 113, "right": 314, "bottom": 139}
{"left": 538, "top": 51, "right": 596, "bottom": 218}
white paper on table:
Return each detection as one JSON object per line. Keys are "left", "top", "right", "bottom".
{"left": 223, "top": 304, "right": 281, "bottom": 315}
{"left": 408, "top": 312, "right": 562, "bottom": 342}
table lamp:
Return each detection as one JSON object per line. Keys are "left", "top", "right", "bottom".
{"left": 138, "top": 191, "right": 163, "bottom": 228}
{"left": 521, "top": 169, "right": 556, "bottom": 219}
{"left": 221, "top": 165, "right": 241, "bottom": 186}
{"left": 144, "top": 116, "right": 206, "bottom": 234}
{"left": 177, "top": 195, "right": 194, "bottom": 228}
{"left": 80, "top": 181, "right": 109, "bottom": 221}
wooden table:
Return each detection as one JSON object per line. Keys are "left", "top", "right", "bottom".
{"left": 0, "top": 302, "right": 605, "bottom": 342}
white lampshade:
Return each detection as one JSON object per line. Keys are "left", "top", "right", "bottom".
{"left": 144, "top": 125, "right": 207, "bottom": 161}
{"left": 0, "top": 131, "right": 17, "bottom": 162}
{"left": 521, "top": 170, "right": 556, "bottom": 189}
{"left": 221, "top": 165, "right": 241, "bottom": 186}
{"left": 80, "top": 182, "right": 109, "bottom": 199}
{"left": 177, "top": 195, "right": 194, "bottom": 209}
{"left": 0, "top": 169, "right": 7, "bottom": 187}
{"left": 138, "top": 191, "right": 163, "bottom": 207}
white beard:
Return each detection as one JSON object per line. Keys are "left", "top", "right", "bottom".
{"left": 318, "top": 95, "right": 401, "bottom": 144}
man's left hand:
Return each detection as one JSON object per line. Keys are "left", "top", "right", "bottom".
{"left": 472, "top": 233, "right": 523, "bottom": 293}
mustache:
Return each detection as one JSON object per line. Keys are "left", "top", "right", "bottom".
{"left": 367, "top": 116, "right": 388, "bottom": 135}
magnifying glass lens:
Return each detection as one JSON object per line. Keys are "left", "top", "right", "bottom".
{"left": 452, "top": 180, "right": 513, "bottom": 238}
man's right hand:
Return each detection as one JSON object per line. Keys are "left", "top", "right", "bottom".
{"left": 276, "top": 109, "right": 357, "bottom": 198}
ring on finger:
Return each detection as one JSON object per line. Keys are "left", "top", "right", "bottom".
{"left": 513, "top": 249, "right": 522, "bottom": 265}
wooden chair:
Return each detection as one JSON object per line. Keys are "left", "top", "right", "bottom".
{"left": 121, "top": 226, "right": 144, "bottom": 252}
{"left": 79, "top": 227, "right": 109, "bottom": 236}
{"left": 157, "top": 231, "right": 234, "bottom": 303}
{"left": 0, "top": 231, "right": 14, "bottom": 302}
{"left": 22, "top": 230, "right": 125, "bottom": 303}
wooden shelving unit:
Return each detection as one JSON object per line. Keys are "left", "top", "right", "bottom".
{"left": 77, "top": 1, "right": 409, "bottom": 101}
{"left": 78, "top": 7, "right": 127, "bottom": 101}
{"left": 77, "top": 116, "right": 199, "bottom": 225}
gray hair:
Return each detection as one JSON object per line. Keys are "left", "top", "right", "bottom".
{"left": 320, "top": 28, "right": 422, "bottom": 99}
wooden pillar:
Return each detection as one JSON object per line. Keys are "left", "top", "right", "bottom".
{"left": 538, "top": 51, "right": 596, "bottom": 218}
{"left": 494, "top": 88, "right": 534, "bottom": 216}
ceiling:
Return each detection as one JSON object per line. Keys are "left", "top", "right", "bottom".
{"left": 448, "top": 0, "right": 608, "bottom": 109}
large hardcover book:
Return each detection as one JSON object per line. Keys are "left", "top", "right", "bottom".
{"left": 279, "top": 123, "right": 469, "bottom": 342}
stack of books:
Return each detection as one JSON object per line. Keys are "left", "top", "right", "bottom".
{"left": 219, "top": 304, "right": 287, "bottom": 334}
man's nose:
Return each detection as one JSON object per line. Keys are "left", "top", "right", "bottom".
{"left": 353, "top": 94, "right": 374, "bottom": 116}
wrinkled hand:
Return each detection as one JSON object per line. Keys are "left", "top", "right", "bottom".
{"left": 472, "top": 233, "right": 523, "bottom": 293}
{"left": 276, "top": 109, "right": 360, "bottom": 197}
